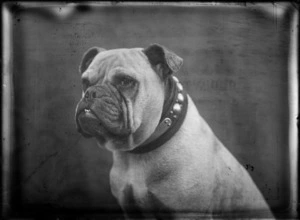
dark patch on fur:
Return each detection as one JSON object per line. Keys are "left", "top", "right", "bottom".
{"left": 147, "top": 191, "right": 174, "bottom": 219}
{"left": 122, "top": 185, "right": 144, "bottom": 219}
{"left": 122, "top": 185, "right": 174, "bottom": 219}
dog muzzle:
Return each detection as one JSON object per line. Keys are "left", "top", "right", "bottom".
{"left": 75, "top": 83, "right": 130, "bottom": 140}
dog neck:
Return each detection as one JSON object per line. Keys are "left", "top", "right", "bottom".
{"left": 130, "top": 76, "right": 188, "bottom": 154}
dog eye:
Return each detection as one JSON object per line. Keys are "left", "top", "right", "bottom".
{"left": 115, "top": 75, "right": 136, "bottom": 88}
{"left": 120, "top": 78, "right": 134, "bottom": 86}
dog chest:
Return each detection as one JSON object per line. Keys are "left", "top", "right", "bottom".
{"left": 109, "top": 156, "right": 175, "bottom": 214}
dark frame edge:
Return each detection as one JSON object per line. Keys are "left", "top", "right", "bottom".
{"left": 1, "top": 3, "right": 14, "bottom": 219}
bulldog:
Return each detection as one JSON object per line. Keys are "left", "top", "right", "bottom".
{"left": 75, "top": 44, "right": 274, "bottom": 219}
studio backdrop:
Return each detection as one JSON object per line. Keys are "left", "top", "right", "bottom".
{"left": 2, "top": 2, "right": 298, "bottom": 219}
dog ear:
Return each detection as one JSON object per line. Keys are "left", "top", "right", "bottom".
{"left": 143, "top": 44, "right": 183, "bottom": 78}
{"left": 79, "top": 47, "right": 106, "bottom": 74}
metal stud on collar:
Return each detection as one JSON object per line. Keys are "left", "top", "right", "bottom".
{"left": 169, "top": 76, "right": 185, "bottom": 120}
{"left": 177, "top": 93, "right": 184, "bottom": 103}
{"left": 173, "top": 103, "right": 182, "bottom": 114}
{"left": 177, "top": 83, "right": 183, "bottom": 92}
{"left": 172, "top": 76, "right": 179, "bottom": 83}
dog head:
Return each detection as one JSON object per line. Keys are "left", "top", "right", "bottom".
{"left": 75, "top": 44, "right": 183, "bottom": 151}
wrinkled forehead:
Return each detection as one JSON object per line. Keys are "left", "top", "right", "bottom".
{"left": 86, "top": 48, "right": 151, "bottom": 79}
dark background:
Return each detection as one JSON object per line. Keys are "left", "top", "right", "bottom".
{"left": 5, "top": 2, "right": 297, "bottom": 218}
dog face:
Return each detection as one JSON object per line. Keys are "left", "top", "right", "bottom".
{"left": 75, "top": 44, "right": 183, "bottom": 151}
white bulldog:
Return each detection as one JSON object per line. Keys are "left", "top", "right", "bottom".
{"left": 75, "top": 44, "right": 274, "bottom": 219}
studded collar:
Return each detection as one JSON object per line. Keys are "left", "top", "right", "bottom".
{"left": 130, "top": 75, "right": 188, "bottom": 154}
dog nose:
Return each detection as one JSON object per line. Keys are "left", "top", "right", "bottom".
{"left": 84, "top": 87, "right": 97, "bottom": 100}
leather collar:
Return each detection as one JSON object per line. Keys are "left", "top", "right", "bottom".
{"left": 130, "top": 75, "right": 188, "bottom": 154}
